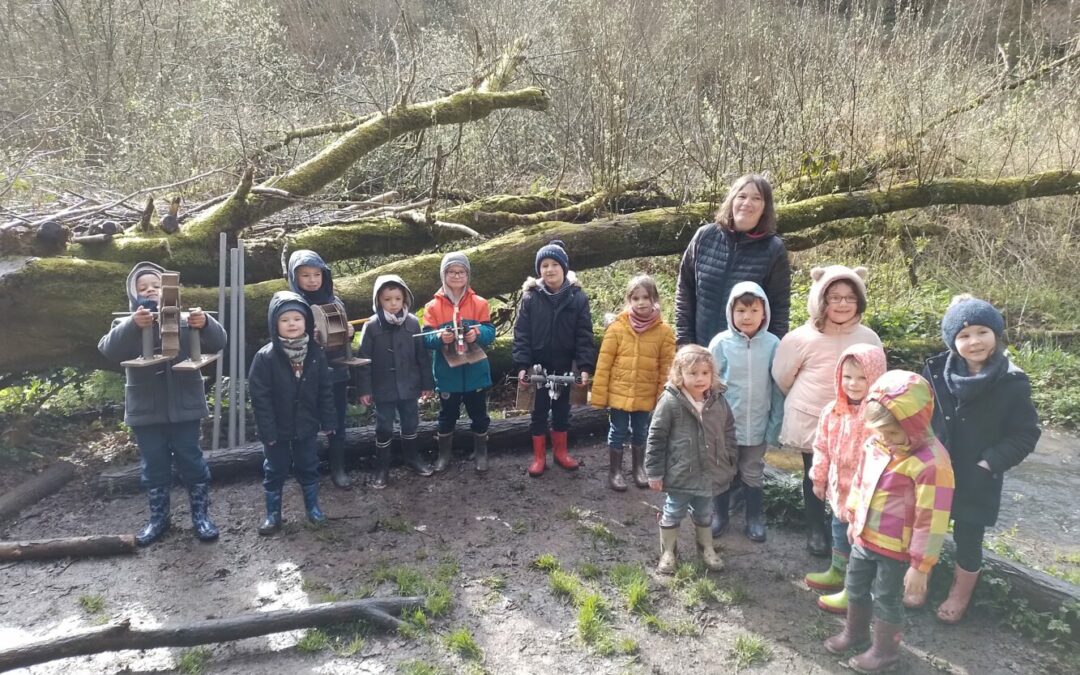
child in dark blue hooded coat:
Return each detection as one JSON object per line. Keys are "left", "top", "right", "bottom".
{"left": 287, "top": 249, "right": 355, "bottom": 488}
{"left": 248, "top": 291, "right": 337, "bottom": 534}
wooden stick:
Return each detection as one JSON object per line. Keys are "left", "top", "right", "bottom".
{"left": 0, "top": 597, "right": 424, "bottom": 671}
{"left": 0, "top": 462, "right": 76, "bottom": 522}
{"left": 0, "top": 535, "right": 136, "bottom": 561}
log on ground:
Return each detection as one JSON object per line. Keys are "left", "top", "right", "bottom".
{"left": 0, "top": 597, "right": 423, "bottom": 672}
{"left": 0, "top": 535, "right": 136, "bottom": 561}
{"left": 95, "top": 406, "right": 608, "bottom": 496}
{"left": 0, "top": 462, "right": 76, "bottom": 522}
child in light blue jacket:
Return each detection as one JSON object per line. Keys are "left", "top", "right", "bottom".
{"left": 707, "top": 281, "right": 784, "bottom": 542}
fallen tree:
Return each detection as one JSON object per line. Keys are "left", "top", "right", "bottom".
{"left": 0, "top": 535, "right": 136, "bottom": 561}
{"left": 0, "top": 461, "right": 76, "bottom": 522}
{"left": 0, "top": 597, "right": 424, "bottom": 672}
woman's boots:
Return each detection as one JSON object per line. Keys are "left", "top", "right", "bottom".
{"left": 937, "top": 566, "right": 979, "bottom": 624}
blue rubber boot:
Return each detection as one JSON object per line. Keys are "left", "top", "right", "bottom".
{"left": 744, "top": 486, "right": 767, "bottom": 542}
{"left": 301, "top": 482, "right": 327, "bottom": 525}
{"left": 136, "top": 487, "right": 171, "bottom": 546}
{"left": 711, "top": 489, "right": 731, "bottom": 538}
{"left": 188, "top": 482, "right": 219, "bottom": 542}
{"left": 258, "top": 489, "right": 283, "bottom": 535}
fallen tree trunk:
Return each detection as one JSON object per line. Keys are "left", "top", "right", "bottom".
{"left": 0, "top": 535, "right": 136, "bottom": 561}
{"left": 0, "top": 461, "right": 76, "bottom": 522}
{"left": 0, "top": 597, "right": 423, "bottom": 672}
{"left": 95, "top": 405, "right": 608, "bottom": 496}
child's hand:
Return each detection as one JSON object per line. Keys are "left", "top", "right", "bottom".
{"left": 847, "top": 524, "right": 855, "bottom": 545}
{"left": 903, "top": 567, "right": 928, "bottom": 599}
{"left": 314, "top": 328, "right": 324, "bottom": 345}
{"left": 464, "top": 326, "right": 478, "bottom": 343}
{"left": 441, "top": 328, "right": 455, "bottom": 344}
{"left": 347, "top": 323, "right": 355, "bottom": 338}
{"left": 187, "top": 309, "right": 207, "bottom": 329}
{"left": 813, "top": 484, "right": 825, "bottom": 501}
{"left": 518, "top": 370, "right": 528, "bottom": 388}
{"left": 132, "top": 306, "right": 154, "bottom": 328}
{"left": 359, "top": 394, "right": 373, "bottom": 406}
{"left": 578, "top": 372, "right": 589, "bottom": 387}
{"left": 648, "top": 479, "right": 663, "bottom": 491}
{"left": 421, "top": 389, "right": 433, "bottom": 398}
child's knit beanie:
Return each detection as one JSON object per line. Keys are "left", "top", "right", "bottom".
{"left": 440, "top": 251, "right": 471, "bottom": 280}
{"left": 535, "top": 239, "right": 570, "bottom": 276}
{"left": 940, "top": 295, "right": 1005, "bottom": 351}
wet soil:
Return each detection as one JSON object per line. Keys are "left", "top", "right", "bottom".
{"left": 1, "top": 437, "right": 1074, "bottom": 675}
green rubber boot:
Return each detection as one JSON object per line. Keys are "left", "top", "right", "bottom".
{"left": 817, "top": 588, "right": 848, "bottom": 614}
{"left": 805, "top": 550, "right": 848, "bottom": 592}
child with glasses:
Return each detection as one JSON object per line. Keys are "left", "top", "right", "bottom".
{"left": 772, "top": 266, "right": 882, "bottom": 558}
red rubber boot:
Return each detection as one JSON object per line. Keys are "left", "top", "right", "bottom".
{"left": 528, "top": 435, "right": 547, "bottom": 477}
{"left": 551, "top": 430, "right": 579, "bottom": 470}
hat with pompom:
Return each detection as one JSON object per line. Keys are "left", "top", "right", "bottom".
{"left": 535, "top": 239, "right": 570, "bottom": 276}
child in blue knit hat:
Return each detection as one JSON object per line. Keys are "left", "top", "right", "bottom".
{"left": 512, "top": 239, "right": 597, "bottom": 476}
{"left": 922, "top": 294, "right": 1040, "bottom": 624}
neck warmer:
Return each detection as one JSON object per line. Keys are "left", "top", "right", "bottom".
{"left": 628, "top": 304, "right": 660, "bottom": 333}
{"left": 541, "top": 279, "right": 572, "bottom": 297}
{"left": 380, "top": 305, "right": 409, "bottom": 326}
{"left": 279, "top": 334, "right": 309, "bottom": 374}
{"left": 944, "top": 347, "right": 1009, "bottom": 403}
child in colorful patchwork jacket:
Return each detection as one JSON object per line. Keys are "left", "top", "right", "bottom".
{"left": 824, "top": 370, "right": 954, "bottom": 674}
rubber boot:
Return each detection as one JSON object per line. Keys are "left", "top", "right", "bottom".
{"left": 818, "top": 588, "right": 848, "bottom": 614}
{"left": 824, "top": 600, "right": 872, "bottom": 655}
{"left": 401, "top": 434, "right": 434, "bottom": 476}
{"left": 608, "top": 448, "right": 627, "bottom": 491}
{"left": 695, "top": 524, "right": 725, "bottom": 572}
{"left": 372, "top": 439, "right": 391, "bottom": 489}
{"left": 187, "top": 482, "right": 219, "bottom": 542}
{"left": 433, "top": 432, "right": 454, "bottom": 473}
{"left": 936, "top": 566, "right": 979, "bottom": 624}
{"left": 743, "top": 485, "right": 767, "bottom": 542}
{"left": 528, "top": 435, "right": 547, "bottom": 477}
{"left": 258, "top": 489, "right": 283, "bottom": 535}
{"left": 630, "top": 444, "right": 648, "bottom": 488}
{"left": 301, "top": 481, "right": 326, "bottom": 525}
{"left": 849, "top": 618, "right": 902, "bottom": 673}
{"left": 135, "top": 487, "right": 171, "bottom": 547}
{"left": 657, "top": 524, "right": 679, "bottom": 575}
{"left": 551, "top": 430, "right": 578, "bottom": 470}
{"left": 804, "top": 487, "right": 829, "bottom": 557}
{"left": 473, "top": 432, "right": 489, "bottom": 473}
{"left": 328, "top": 435, "right": 351, "bottom": 488}
{"left": 903, "top": 568, "right": 931, "bottom": 609}
{"left": 806, "top": 550, "right": 848, "bottom": 591}
{"left": 711, "top": 489, "right": 730, "bottom": 537}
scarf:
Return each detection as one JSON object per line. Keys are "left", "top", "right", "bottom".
{"left": 380, "top": 305, "right": 409, "bottom": 327}
{"left": 279, "top": 334, "right": 309, "bottom": 377}
{"left": 944, "top": 347, "right": 1009, "bottom": 403}
{"left": 628, "top": 304, "right": 660, "bottom": 333}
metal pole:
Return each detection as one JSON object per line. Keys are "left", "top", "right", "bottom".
{"left": 212, "top": 233, "right": 226, "bottom": 451}
{"left": 228, "top": 246, "right": 239, "bottom": 450}
{"left": 237, "top": 238, "right": 247, "bottom": 446}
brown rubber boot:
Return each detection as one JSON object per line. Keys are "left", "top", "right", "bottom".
{"left": 849, "top": 618, "right": 902, "bottom": 673}
{"left": 824, "top": 600, "right": 872, "bottom": 655}
{"left": 608, "top": 449, "right": 627, "bottom": 491}
{"left": 630, "top": 444, "right": 648, "bottom": 488}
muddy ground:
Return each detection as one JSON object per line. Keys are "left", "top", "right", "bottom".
{"left": 0, "top": 436, "right": 1074, "bottom": 675}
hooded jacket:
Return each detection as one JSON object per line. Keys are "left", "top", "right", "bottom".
{"left": 247, "top": 291, "right": 336, "bottom": 445}
{"left": 810, "top": 343, "right": 888, "bottom": 519}
{"left": 923, "top": 350, "right": 1040, "bottom": 526}
{"left": 707, "top": 281, "right": 784, "bottom": 446}
{"left": 590, "top": 308, "right": 676, "bottom": 412}
{"left": 356, "top": 275, "right": 434, "bottom": 402}
{"left": 644, "top": 383, "right": 738, "bottom": 497}
{"left": 772, "top": 265, "right": 882, "bottom": 451}
{"left": 847, "top": 371, "right": 954, "bottom": 573}
{"left": 287, "top": 249, "right": 349, "bottom": 384}
{"left": 98, "top": 262, "right": 227, "bottom": 427}
{"left": 675, "top": 223, "right": 791, "bottom": 345}
{"left": 422, "top": 286, "right": 496, "bottom": 393}
{"left": 512, "top": 272, "right": 597, "bottom": 376}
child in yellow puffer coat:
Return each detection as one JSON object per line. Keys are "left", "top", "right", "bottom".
{"left": 591, "top": 275, "right": 677, "bottom": 492}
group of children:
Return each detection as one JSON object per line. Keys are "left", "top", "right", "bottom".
{"left": 101, "top": 235, "right": 1040, "bottom": 674}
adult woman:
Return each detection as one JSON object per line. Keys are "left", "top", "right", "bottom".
{"left": 675, "top": 174, "right": 791, "bottom": 346}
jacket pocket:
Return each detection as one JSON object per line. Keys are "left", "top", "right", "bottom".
{"left": 180, "top": 379, "right": 207, "bottom": 411}
{"left": 125, "top": 383, "right": 156, "bottom": 416}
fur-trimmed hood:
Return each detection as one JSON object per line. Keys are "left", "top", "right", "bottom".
{"left": 522, "top": 270, "right": 581, "bottom": 293}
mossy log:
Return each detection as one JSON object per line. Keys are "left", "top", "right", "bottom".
{"left": 2, "top": 171, "right": 1078, "bottom": 372}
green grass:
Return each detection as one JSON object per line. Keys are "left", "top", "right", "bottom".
{"left": 576, "top": 593, "right": 613, "bottom": 652}
{"left": 549, "top": 569, "right": 587, "bottom": 604}
{"left": 731, "top": 633, "right": 773, "bottom": 669}
{"left": 1012, "top": 344, "right": 1080, "bottom": 428}
{"left": 444, "top": 627, "right": 483, "bottom": 660}
{"left": 176, "top": 647, "right": 211, "bottom": 675}
{"left": 398, "top": 660, "right": 444, "bottom": 675}
{"left": 296, "top": 628, "right": 329, "bottom": 653}
{"left": 682, "top": 578, "right": 721, "bottom": 608}
{"left": 481, "top": 575, "right": 506, "bottom": 591}
{"left": 609, "top": 563, "right": 652, "bottom": 614}
{"left": 577, "top": 562, "right": 603, "bottom": 580}
{"left": 581, "top": 521, "right": 620, "bottom": 546}
{"left": 77, "top": 594, "right": 105, "bottom": 615}
{"left": 530, "top": 553, "right": 561, "bottom": 572}
{"left": 380, "top": 516, "right": 414, "bottom": 533}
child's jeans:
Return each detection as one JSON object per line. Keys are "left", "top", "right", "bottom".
{"left": 133, "top": 420, "right": 210, "bottom": 490}
{"left": 373, "top": 399, "right": 420, "bottom": 440}
{"left": 607, "top": 409, "right": 650, "bottom": 451}
{"left": 832, "top": 515, "right": 851, "bottom": 556}
{"left": 262, "top": 435, "right": 319, "bottom": 492}
{"left": 660, "top": 491, "right": 714, "bottom": 528}
{"left": 530, "top": 386, "right": 571, "bottom": 436}
{"left": 846, "top": 543, "right": 906, "bottom": 625}
{"left": 438, "top": 390, "right": 490, "bottom": 434}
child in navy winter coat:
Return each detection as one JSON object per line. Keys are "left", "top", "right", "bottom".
{"left": 98, "top": 262, "right": 227, "bottom": 546}
{"left": 248, "top": 291, "right": 336, "bottom": 534}
{"left": 513, "top": 240, "right": 597, "bottom": 477}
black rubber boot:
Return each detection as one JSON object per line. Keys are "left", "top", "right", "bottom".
{"left": 473, "top": 432, "right": 489, "bottom": 473}
{"left": 401, "top": 434, "right": 434, "bottom": 476}
{"left": 328, "top": 435, "right": 351, "bottom": 488}
{"left": 711, "top": 489, "right": 731, "bottom": 537}
{"left": 804, "top": 486, "right": 829, "bottom": 557}
{"left": 743, "top": 486, "right": 766, "bottom": 542}
{"left": 372, "top": 438, "right": 391, "bottom": 489}
{"left": 433, "top": 432, "right": 454, "bottom": 473}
